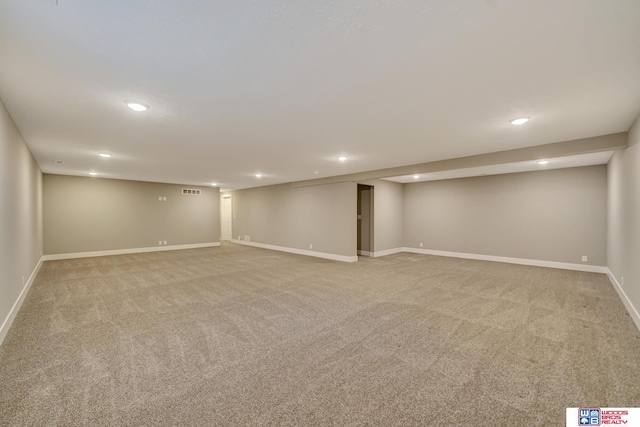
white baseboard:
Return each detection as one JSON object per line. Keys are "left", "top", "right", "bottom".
{"left": 606, "top": 269, "right": 640, "bottom": 332}
{"left": 0, "top": 256, "right": 43, "bottom": 346}
{"left": 42, "top": 242, "right": 221, "bottom": 261}
{"left": 402, "top": 247, "right": 608, "bottom": 273}
{"left": 236, "top": 240, "right": 357, "bottom": 263}
{"left": 357, "top": 250, "right": 371, "bottom": 257}
{"left": 372, "top": 247, "right": 404, "bottom": 258}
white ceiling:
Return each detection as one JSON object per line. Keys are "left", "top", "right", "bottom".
{"left": 383, "top": 151, "right": 615, "bottom": 183}
{"left": 1, "top": 1, "right": 639, "bottom": 190}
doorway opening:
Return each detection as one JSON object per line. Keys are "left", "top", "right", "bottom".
{"left": 221, "top": 194, "right": 232, "bottom": 241}
{"left": 357, "top": 184, "right": 374, "bottom": 257}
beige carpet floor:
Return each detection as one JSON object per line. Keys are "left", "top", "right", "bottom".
{"left": 1, "top": 243, "right": 639, "bottom": 426}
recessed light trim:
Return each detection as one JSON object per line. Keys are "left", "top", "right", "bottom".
{"left": 126, "top": 101, "right": 149, "bottom": 112}
{"left": 413, "top": 175, "right": 420, "bottom": 179}
{"left": 89, "top": 172, "right": 98, "bottom": 176}
{"left": 255, "top": 173, "right": 262, "bottom": 178}
{"left": 537, "top": 160, "right": 549, "bottom": 165}
{"left": 510, "top": 117, "right": 529, "bottom": 125}
{"left": 99, "top": 153, "right": 112, "bottom": 158}
{"left": 211, "top": 183, "right": 217, "bottom": 186}
{"left": 338, "top": 156, "right": 348, "bottom": 161}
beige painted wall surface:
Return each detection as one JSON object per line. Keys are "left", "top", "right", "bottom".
{"left": 231, "top": 181, "right": 357, "bottom": 257}
{"left": 0, "top": 98, "right": 43, "bottom": 342}
{"left": 44, "top": 175, "right": 220, "bottom": 254}
{"left": 608, "top": 113, "right": 640, "bottom": 320}
{"left": 403, "top": 166, "right": 607, "bottom": 265}
{"left": 359, "top": 179, "right": 403, "bottom": 252}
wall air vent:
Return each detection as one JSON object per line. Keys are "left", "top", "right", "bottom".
{"left": 182, "top": 188, "right": 202, "bottom": 195}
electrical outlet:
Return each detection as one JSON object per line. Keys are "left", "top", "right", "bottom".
{"left": 244, "top": 235, "right": 250, "bottom": 242}
{"left": 163, "top": 241, "right": 167, "bottom": 245}
{"left": 163, "top": 197, "right": 166, "bottom": 201}
{"left": 581, "top": 255, "right": 587, "bottom": 262}
{"left": 621, "top": 276, "right": 624, "bottom": 287}
{"left": 158, "top": 196, "right": 162, "bottom": 201}
{"left": 419, "top": 242, "right": 423, "bottom": 248}
{"left": 159, "top": 240, "right": 162, "bottom": 245}
{"left": 309, "top": 244, "right": 313, "bottom": 249}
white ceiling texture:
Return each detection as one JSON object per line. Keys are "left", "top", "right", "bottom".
{"left": 1, "top": 1, "right": 639, "bottom": 190}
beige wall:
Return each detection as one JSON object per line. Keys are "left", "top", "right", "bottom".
{"left": 359, "top": 179, "right": 403, "bottom": 253}
{"left": 403, "top": 166, "right": 608, "bottom": 266}
{"left": 43, "top": 175, "right": 220, "bottom": 255}
{"left": 0, "top": 98, "right": 43, "bottom": 344}
{"left": 231, "top": 181, "right": 356, "bottom": 257}
{"left": 608, "top": 113, "right": 640, "bottom": 322}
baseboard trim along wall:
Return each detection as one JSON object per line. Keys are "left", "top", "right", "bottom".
{"left": 372, "top": 248, "right": 404, "bottom": 258}
{"left": 402, "top": 247, "right": 608, "bottom": 273}
{"left": 606, "top": 269, "right": 640, "bottom": 332}
{"left": 227, "top": 241, "right": 609, "bottom": 270}
{"left": 42, "top": 242, "right": 221, "bottom": 261}
{"left": 358, "top": 249, "right": 404, "bottom": 257}
{"left": 235, "top": 240, "right": 358, "bottom": 263}
{"left": 0, "top": 257, "right": 44, "bottom": 346}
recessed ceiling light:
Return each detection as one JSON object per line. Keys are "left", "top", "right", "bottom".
{"left": 413, "top": 175, "right": 420, "bottom": 179}
{"left": 211, "top": 183, "right": 217, "bottom": 186}
{"left": 338, "top": 156, "right": 348, "bottom": 161}
{"left": 537, "top": 160, "right": 549, "bottom": 165}
{"left": 126, "top": 101, "right": 149, "bottom": 112}
{"left": 255, "top": 173, "right": 262, "bottom": 178}
{"left": 89, "top": 172, "right": 98, "bottom": 176}
{"left": 99, "top": 153, "right": 112, "bottom": 158}
{"left": 510, "top": 118, "right": 529, "bottom": 125}
{"left": 314, "top": 171, "right": 319, "bottom": 175}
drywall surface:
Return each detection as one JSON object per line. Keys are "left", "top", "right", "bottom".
{"left": 43, "top": 175, "right": 220, "bottom": 254}
{"left": 608, "top": 113, "right": 640, "bottom": 323}
{"left": 0, "top": 98, "right": 43, "bottom": 344}
{"left": 403, "top": 166, "right": 607, "bottom": 265}
{"left": 231, "top": 181, "right": 357, "bottom": 257}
